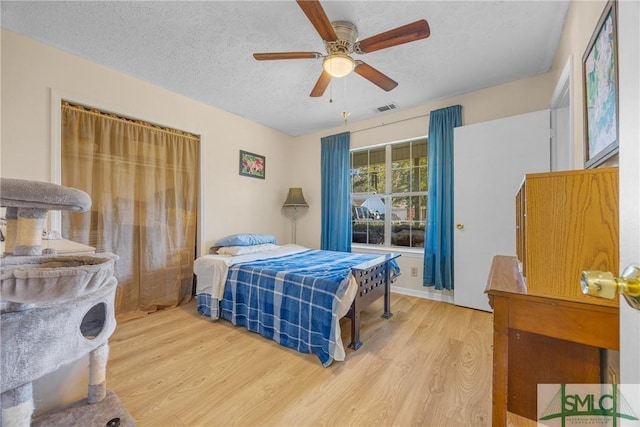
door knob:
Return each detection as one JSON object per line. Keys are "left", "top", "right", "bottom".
{"left": 581, "top": 265, "right": 640, "bottom": 309}
{"left": 456, "top": 223, "right": 464, "bottom": 230}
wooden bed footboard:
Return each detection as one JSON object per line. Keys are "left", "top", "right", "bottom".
{"left": 345, "top": 253, "right": 400, "bottom": 350}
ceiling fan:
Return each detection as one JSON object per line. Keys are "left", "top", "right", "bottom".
{"left": 253, "top": 0, "right": 430, "bottom": 97}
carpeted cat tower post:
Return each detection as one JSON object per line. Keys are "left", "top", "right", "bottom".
{"left": 0, "top": 178, "right": 135, "bottom": 427}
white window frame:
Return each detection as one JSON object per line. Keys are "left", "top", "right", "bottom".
{"left": 350, "top": 136, "right": 427, "bottom": 252}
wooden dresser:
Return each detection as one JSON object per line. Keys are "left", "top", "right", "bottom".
{"left": 486, "top": 168, "right": 619, "bottom": 426}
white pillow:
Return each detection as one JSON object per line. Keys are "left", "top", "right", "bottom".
{"left": 217, "top": 243, "right": 279, "bottom": 256}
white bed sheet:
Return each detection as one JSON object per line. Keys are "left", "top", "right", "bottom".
{"left": 195, "top": 244, "right": 302, "bottom": 298}
{"left": 193, "top": 244, "right": 359, "bottom": 361}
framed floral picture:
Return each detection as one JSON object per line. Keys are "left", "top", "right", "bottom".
{"left": 239, "top": 150, "right": 265, "bottom": 179}
{"left": 582, "top": 0, "right": 619, "bottom": 168}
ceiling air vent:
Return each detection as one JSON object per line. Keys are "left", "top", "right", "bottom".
{"left": 374, "top": 103, "right": 398, "bottom": 113}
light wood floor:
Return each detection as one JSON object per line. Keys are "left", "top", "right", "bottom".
{"left": 106, "top": 294, "right": 528, "bottom": 426}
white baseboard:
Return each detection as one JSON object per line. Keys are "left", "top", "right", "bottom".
{"left": 390, "top": 285, "right": 455, "bottom": 304}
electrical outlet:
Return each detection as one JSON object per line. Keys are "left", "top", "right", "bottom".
{"left": 410, "top": 267, "right": 418, "bottom": 277}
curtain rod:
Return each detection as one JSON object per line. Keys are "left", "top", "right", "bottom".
{"left": 350, "top": 112, "right": 430, "bottom": 134}
{"left": 62, "top": 101, "right": 200, "bottom": 142}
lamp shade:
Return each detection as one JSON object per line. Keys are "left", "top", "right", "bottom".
{"left": 282, "top": 188, "right": 309, "bottom": 207}
{"left": 322, "top": 54, "right": 355, "bottom": 78}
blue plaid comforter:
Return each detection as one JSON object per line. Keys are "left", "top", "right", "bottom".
{"left": 219, "top": 249, "right": 390, "bottom": 367}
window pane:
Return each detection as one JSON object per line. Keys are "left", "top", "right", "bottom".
{"left": 352, "top": 150, "right": 369, "bottom": 169}
{"left": 391, "top": 168, "right": 410, "bottom": 193}
{"left": 414, "top": 165, "right": 428, "bottom": 192}
{"left": 411, "top": 195, "right": 427, "bottom": 221}
{"left": 368, "top": 147, "right": 385, "bottom": 194}
{"left": 364, "top": 196, "right": 384, "bottom": 220}
{"left": 352, "top": 221, "right": 385, "bottom": 245}
{"left": 351, "top": 147, "right": 386, "bottom": 193}
{"left": 392, "top": 221, "right": 425, "bottom": 248}
{"left": 351, "top": 166, "right": 369, "bottom": 193}
{"left": 351, "top": 195, "right": 385, "bottom": 245}
{"left": 392, "top": 140, "right": 427, "bottom": 193}
{"left": 391, "top": 195, "right": 409, "bottom": 220}
{"left": 351, "top": 138, "right": 427, "bottom": 248}
{"left": 390, "top": 195, "right": 426, "bottom": 248}
{"left": 392, "top": 142, "right": 411, "bottom": 165}
{"left": 413, "top": 139, "right": 427, "bottom": 158}
{"left": 369, "top": 164, "right": 385, "bottom": 194}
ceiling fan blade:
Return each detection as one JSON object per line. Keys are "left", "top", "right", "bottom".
{"left": 354, "top": 61, "right": 398, "bottom": 92}
{"left": 310, "top": 70, "right": 332, "bottom": 97}
{"left": 355, "top": 19, "right": 430, "bottom": 54}
{"left": 253, "top": 52, "right": 323, "bottom": 60}
{"left": 296, "top": 0, "right": 337, "bottom": 42}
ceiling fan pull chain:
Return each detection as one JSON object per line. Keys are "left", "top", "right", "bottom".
{"left": 342, "top": 77, "right": 350, "bottom": 123}
{"left": 329, "top": 79, "right": 333, "bottom": 103}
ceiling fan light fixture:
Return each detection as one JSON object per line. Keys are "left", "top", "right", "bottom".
{"left": 323, "top": 54, "right": 354, "bottom": 78}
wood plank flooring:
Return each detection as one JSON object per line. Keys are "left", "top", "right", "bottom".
{"left": 107, "top": 294, "right": 497, "bottom": 426}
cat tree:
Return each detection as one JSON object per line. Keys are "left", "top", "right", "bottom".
{"left": 0, "top": 178, "right": 134, "bottom": 427}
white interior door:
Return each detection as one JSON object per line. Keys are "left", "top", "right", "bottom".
{"left": 617, "top": 0, "right": 640, "bottom": 417}
{"left": 453, "top": 110, "right": 550, "bottom": 311}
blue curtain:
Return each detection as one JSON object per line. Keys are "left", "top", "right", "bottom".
{"left": 423, "top": 105, "right": 462, "bottom": 290}
{"left": 320, "top": 132, "right": 351, "bottom": 252}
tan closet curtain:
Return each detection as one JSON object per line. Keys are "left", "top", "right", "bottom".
{"left": 61, "top": 102, "right": 199, "bottom": 321}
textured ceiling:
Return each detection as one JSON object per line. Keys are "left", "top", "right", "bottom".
{"left": 1, "top": 1, "right": 570, "bottom": 136}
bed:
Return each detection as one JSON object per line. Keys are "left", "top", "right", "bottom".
{"left": 193, "top": 239, "right": 400, "bottom": 367}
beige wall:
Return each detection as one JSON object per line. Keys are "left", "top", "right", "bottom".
{"left": 1, "top": 29, "right": 295, "bottom": 256}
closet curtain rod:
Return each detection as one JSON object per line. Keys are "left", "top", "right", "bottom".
{"left": 350, "top": 112, "right": 430, "bottom": 134}
{"left": 62, "top": 100, "right": 200, "bottom": 141}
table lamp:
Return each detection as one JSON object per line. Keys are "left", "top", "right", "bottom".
{"left": 282, "top": 187, "right": 309, "bottom": 244}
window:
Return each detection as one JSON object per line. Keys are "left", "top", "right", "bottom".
{"left": 350, "top": 138, "right": 427, "bottom": 249}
